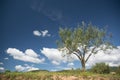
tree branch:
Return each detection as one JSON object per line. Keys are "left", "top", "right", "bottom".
{"left": 85, "top": 47, "right": 96, "bottom": 63}
{"left": 85, "top": 53, "right": 92, "bottom": 63}
{"left": 76, "top": 49, "right": 83, "bottom": 59}
{"left": 73, "top": 52, "right": 82, "bottom": 61}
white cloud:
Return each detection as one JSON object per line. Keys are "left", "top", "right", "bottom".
{"left": 50, "top": 66, "right": 75, "bottom": 71}
{"left": 15, "top": 64, "right": 39, "bottom": 72}
{"left": 15, "top": 65, "right": 25, "bottom": 72}
{"left": 25, "top": 49, "right": 39, "bottom": 58}
{"left": 41, "top": 47, "right": 77, "bottom": 65}
{"left": 41, "top": 48, "right": 65, "bottom": 65}
{"left": 27, "top": 67, "right": 39, "bottom": 71}
{"left": 50, "top": 69, "right": 57, "bottom": 72}
{"left": 86, "top": 46, "right": 120, "bottom": 67}
{"left": 67, "top": 63, "right": 74, "bottom": 67}
{"left": 63, "top": 67, "right": 72, "bottom": 70}
{"left": 33, "top": 30, "right": 41, "bottom": 36}
{"left": 41, "top": 46, "right": 120, "bottom": 67}
{"left": 0, "top": 62, "right": 3, "bottom": 65}
{"left": 41, "top": 30, "right": 51, "bottom": 37}
{"left": 4, "top": 57, "right": 9, "bottom": 60}
{"left": 6, "top": 48, "right": 45, "bottom": 64}
{"left": 41, "top": 48, "right": 62, "bottom": 61}
{"left": 52, "top": 61, "right": 60, "bottom": 65}
{"left": 33, "top": 30, "right": 51, "bottom": 37}
{"left": 0, "top": 67, "right": 5, "bottom": 72}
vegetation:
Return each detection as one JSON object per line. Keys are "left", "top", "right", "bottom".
{"left": 0, "top": 69, "right": 120, "bottom": 80}
{"left": 91, "top": 63, "right": 110, "bottom": 74}
{"left": 116, "top": 66, "right": 120, "bottom": 75}
{"left": 5, "top": 70, "right": 11, "bottom": 73}
{"left": 57, "top": 22, "right": 113, "bottom": 71}
{"left": 0, "top": 22, "right": 118, "bottom": 80}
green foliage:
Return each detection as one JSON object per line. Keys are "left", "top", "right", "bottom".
{"left": 57, "top": 22, "right": 111, "bottom": 53}
{"left": 5, "top": 70, "right": 11, "bottom": 73}
{"left": 116, "top": 66, "right": 120, "bottom": 75}
{"left": 57, "top": 22, "right": 113, "bottom": 71}
{"left": 109, "top": 67, "right": 117, "bottom": 72}
{"left": 91, "top": 63, "right": 110, "bottom": 74}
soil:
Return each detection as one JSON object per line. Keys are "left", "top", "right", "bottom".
{"left": 0, "top": 75, "right": 120, "bottom": 80}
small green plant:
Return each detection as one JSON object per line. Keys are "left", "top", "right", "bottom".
{"left": 91, "top": 62, "right": 110, "bottom": 74}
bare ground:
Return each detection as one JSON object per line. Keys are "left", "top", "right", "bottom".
{"left": 0, "top": 74, "right": 120, "bottom": 80}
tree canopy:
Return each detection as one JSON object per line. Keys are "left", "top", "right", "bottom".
{"left": 57, "top": 22, "right": 113, "bottom": 71}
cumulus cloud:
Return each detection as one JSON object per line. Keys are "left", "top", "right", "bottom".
{"left": 15, "top": 64, "right": 39, "bottom": 72}
{"left": 0, "top": 62, "right": 3, "bottom": 65}
{"left": 41, "top": 46, "right": 120, "bottom": 67}
{"left": 0, "top": 67, "right": 5, "bottom": 72}
{"left": 41, "top": 48, "right": 62, "bottom": 65}
{"left": 41, "top": 30, "right": 51, "bottom": 37}
{"left": 52, "top": 61, "right": 60, "bottom": 65}
{"left": 33, "top": 30, "right": 51, "bottom": 37}
{"left": 67, "top": 63, "right": 74, "bottom": 67}
{"left": 27, "top": 67, "right": 39, "bottom": 71}
{"left": 25, "top": 49, "right": 39, "bottom": 58}
{"left": 15, "top": 65, "right": 25, "bottom": 72}
{"left": 50, "top": 69, "right": 57, "bottom": 72}
{"left": 33, "top": 30, "right": 41, "bottom": 36}
{"left": 41, "top": 47, "right": 77, "bottom": 65}
{"left": 86, "top": 46, "right": 120, "bottom": 67}
{"left": 63, "top": 67, "right": 73, "bottom": 70}
{"left": 41, "top": 48, "right": 62, "bottom": 61}
{"left": 50, "top": 66, "right": 75, "bottom": 72}
{"left": 6, "top": 48, "right": 45, "bottom": 64}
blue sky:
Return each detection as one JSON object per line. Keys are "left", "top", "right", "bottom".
{"left": 0, "top": 0, "right": 120, "bottom": 72}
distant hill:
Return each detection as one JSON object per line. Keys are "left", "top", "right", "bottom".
{"left": 28, "top": 66, "right": 118, "bottom": 73}
{"left": 29, "top": 69, "right": 49, "bottom": 72}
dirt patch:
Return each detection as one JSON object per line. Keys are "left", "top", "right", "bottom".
{"left": 0, "top": 74, "right": 120, "bottom": 80}
{"left": 52, "top": 75, "right": 114, "bottom": 80}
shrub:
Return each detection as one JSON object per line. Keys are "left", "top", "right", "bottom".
{"left": 91, "top": 63, "right": 110, "bottom": 74}
{"left": 5, "top": 70, "right": 11, "bottom": 73}
{"left": 116, "top": 66, "right": 120, "bottom": 75}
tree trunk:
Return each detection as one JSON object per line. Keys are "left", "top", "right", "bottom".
{"left": 81, "top": 59, "right": 85, "bottom": 71}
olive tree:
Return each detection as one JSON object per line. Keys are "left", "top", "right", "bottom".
{"left": 57, "top": 22, "right": 113, "bottom": 71}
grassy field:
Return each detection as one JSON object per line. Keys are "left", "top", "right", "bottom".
{"left": 0, "top": 70, "right": 120, "bottom": 80}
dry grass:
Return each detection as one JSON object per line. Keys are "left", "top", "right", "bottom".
{"left": 0, "top": 70, "right": 120, "bottom": 80}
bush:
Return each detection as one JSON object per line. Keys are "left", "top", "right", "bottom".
{"left": 116, "top": 66, "right": 120, "bottom": 75}
{"left": 91, "top": 63, "right": 110, "bottom": 74}
{"left": 5, "top": 70, "right": 11, "bottom": 73}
